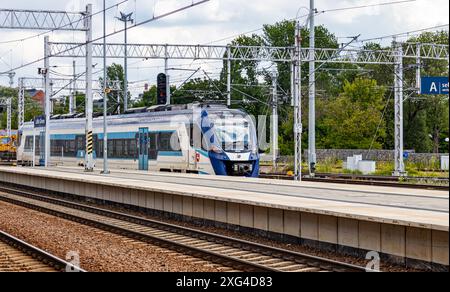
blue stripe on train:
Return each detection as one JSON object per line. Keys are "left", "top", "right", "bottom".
{"left": 51, "top": 131, "right": 177, "bottom": 141}
{"left": 158, "top": 151, "right": 183, "bottom": 157}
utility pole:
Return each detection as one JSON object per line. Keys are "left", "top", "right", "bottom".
{"left": 102, "top": 0, "right": 109, "bottom": 175}
{"left": 70, "top": 60, "right": 76, "bottom": 114}
{"left": 84, "top": 4, "right": 94, "bottom": 172}
{"left": 6, "top": 74, "right": 14, "bottom": 139}
{"left": 271, "top": 70, "right": 279, "bottom": 170}
{"left": 50, "top": 81, "right": 54, "bottom": 115}
{"left": 44, "top": 36, "right": 50, "bottom": 167}
{"left": 416, "top": 44, "right": 421, "bottom": 94}
{"left": 117, "top": 12, "right": 134, "bottom": 112}
{"left": 393, "top": 38, "right": 406, "bottom": 177}
{"left": 18, "top": 78, "right": 24, "bottom": 129}
{"left": 308, "top": 0, "right": 316, "bottom": 176}
{"left": 227, "top": 46, "right": 232, "bottom": 107}
{"left": 165, "top": 45, "right": 171, "bottom": 105}
{"left": 8, "top": 72, "right": 14, "bottom": 88}
{"left": 294, "top": 21, "right": 303, "bottom": 181}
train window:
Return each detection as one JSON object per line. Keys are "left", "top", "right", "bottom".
{"left": 24, "top": 136, "right": 33, "bottom": 151}
{"left": 201, "top": 133, "right": 208, "bottom": 151}
{"left": 17, "top": 132, "right": 22, "bottom": 147}
{"left": 189, "top": 124, "right": 194, "bottom": 147}
{"left": 158, "top": 133, "right": 171, "bottom": 151}
{"left": 97, "top": 140, "right": 104, "bottom": 158}
{"left": 128, "top": 139, "right": 137, "bottom": 158}
{"left": 189, "top": 125, "right": 207, "bottom": 151}
{"left": 149, "top": 133, "right": 157, "bottom": 150}
{"left": 115, "top": 139, "right": 124, "bottom": 158}
{"left": 76, "top": 135, "right": 85, "bottom": 152}
{"left": 50, "top": 139, "right": 76, "bottom": 157}
{"left": 68, "top": 140, "right": 76, "bottom": 156}
{"left": 171, "top": 132, "right": 181, "bottom": 151}
{"left": 107, "top": 140, "right": 114, "bottom": 157}
{"left": 35, "top": 136, "right": 40, "bottom": 155}
{"left": 149, "top": 133, "right": 158, "bottom": 160}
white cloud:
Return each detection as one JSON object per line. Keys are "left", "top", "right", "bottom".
{"left": 0, "top": 0, "right": 448, "bottom": 95}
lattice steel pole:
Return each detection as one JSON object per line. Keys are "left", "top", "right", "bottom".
{"left": 294, "top": 22, "right": 303, "bottom": 181}
{"left": 18, "top": 78, "right": 25, "bottom": 129}
{"left": 102, "top": 0, "right": 110, "bottom": 175}
{"left": 227, "top": 46, "right": 232, "bottom": 107}
{"left": 308, "top": 0, "right": 317, "bottom": 176}
{"left": 271, "top": 71, "right": 279, "bottom": 170}
{"left": 393, "top": 39, "right": 406, "bottom": 177}
{"left": 44, "top": 36, "right": 51, "bottom": 167}
{"left": 416, "top": 43, "right": 421, "bottom": 94}
{"left": 84, "top": 4, "right": 94, "bottom": 172}
{"left": 165, "top": 45, "right": 171, "bottom": 105}
{"left": 70, "top": 60, "right": 76, "bottom": 114}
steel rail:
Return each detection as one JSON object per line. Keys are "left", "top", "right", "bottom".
{"left": 0, "top": 229, "right": 85, "bottom": 272}
{"left": 0, "top": 185, "right": 367, "bottom": 272}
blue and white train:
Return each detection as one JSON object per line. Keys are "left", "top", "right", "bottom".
{"left": 17, "top": 103, "right": 260, "bottom": 177}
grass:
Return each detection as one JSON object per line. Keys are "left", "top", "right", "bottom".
{"left": 263, "top": 159, "right": 449, "bottom": 178}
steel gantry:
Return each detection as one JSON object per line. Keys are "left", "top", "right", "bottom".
{"left": 0, "top": 9, "right": 87, "bottom": 31}
{"left": 47, "top": 41, "right": 449, "bottom": 63}
{"left": 18, "top": 77, "right": 121, "bottom": 93}
{"left": 18, "top": 76, "right": 121, "bottom": 124}
{"left": 0, "top": 6, "right": 94, "bottom": 170}
{"left": 47, "top": 40, "right": 449, "bottom": 177}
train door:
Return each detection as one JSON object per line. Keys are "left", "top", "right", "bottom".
{"left": 39, "top": 131, "right": 45, "bottom": 166}
{"left": 188, "top": 124, "right": 197, "bottom": 171}
{"left": 138, "top": 127, "right": 149, "bottom": 171}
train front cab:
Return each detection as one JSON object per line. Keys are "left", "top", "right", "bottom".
{"left": 199, "top": 109, "right": 260, "bottom": 178}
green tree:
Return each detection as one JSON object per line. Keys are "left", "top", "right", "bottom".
{"left": 99, "top": 63, "right": 127, "bottom": 113}
{"left": 319, "top": 78, "right": 386, "bottom": 149}
{"left": 0, "top": 86, "right": 45, "bottom": 130}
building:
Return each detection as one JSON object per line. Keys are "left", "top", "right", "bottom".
{"left": 25, "top": 89, "right": 45, "bottom": 106}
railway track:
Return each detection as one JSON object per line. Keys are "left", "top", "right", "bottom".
{"left": 0, "top": 229, "right": 84, "bottom": 272}
{"left": 260, "top": 173, "right": 449, "bottom": 191}
{"left": 0, "top": 185, "right": 366, "bottom": 273}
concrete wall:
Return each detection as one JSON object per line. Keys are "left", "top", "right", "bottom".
{"left": 262, "top": 150, "right": 449, "bottom": 165}
{"left": 0, "top": 170, "right": 447, "bottom": 270}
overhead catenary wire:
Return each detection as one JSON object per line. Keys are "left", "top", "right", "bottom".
{"left": 204, "top": 0, "right": 417, "bottom": 45}
{"left": 0, "top": 0, "right": 130, "bottom": 45}
{"left": 0, "top": 0, "right": 211, "bottom": 75}
{"left": 357, "top": 24, "right": 449, "bottom": 44}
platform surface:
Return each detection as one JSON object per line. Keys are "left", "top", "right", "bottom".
{"left": 0, "top": 166, "right": 448, "bottom": 231}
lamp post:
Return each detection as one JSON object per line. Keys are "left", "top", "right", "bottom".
{"left": 117, "top": 12, "right": 134, "bottom": 113}
{"left": 101, "top": 0, "right": 109, "bottom": 174}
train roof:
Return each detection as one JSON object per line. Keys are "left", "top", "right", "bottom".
{"left": 22, "top": 103, "right": 249, "bottom": 131}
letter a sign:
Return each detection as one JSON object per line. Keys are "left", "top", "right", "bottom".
{"left": 421, "top": 77, "right": 449, "bottom": 95}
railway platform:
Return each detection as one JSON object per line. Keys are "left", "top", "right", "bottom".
{"left": 0, "top": 166, "right": 448, "bottom": 271}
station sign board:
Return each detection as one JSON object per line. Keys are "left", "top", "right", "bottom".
{"left": 420, "top": 77, "right": 449, "bottom": 95}
{"left": 34, "top": 115, "right": 46, "bottom": 128}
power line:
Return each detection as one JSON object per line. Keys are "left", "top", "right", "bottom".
{"left": 0, "top": 0, "right": 211, "bottom": 75}
{"left": 0, "top": 0, "right": 129, "bottom": 45}
{"left": 319, "top": 0, "right": 416, "bottom": 13}
{"left": 358, "top": 24, "right": 449, "bottom": 43}
{"left": 204, "top": 0, "right": 416, "bottom": 45}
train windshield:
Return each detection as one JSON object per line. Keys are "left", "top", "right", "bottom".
{"left": 211, "top": 113, "right": 257, "bottom": 153}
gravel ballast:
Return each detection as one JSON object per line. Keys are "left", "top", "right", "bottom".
{"left": 0, "top": 200, "right": 225, "bottom": 272}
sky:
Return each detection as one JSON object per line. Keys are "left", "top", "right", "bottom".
{"left": 0, "top": 0, "right": 448, "bottom": 99}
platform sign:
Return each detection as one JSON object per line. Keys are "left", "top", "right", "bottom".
{"left": 34, "top": 115, "right": 46, "bottom": 128}
{"left": 420, "top": 77, "right": 449, "bottom": 95}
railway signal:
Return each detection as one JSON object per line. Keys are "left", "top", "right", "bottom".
{"left": 157, "top": 73, "right": 167, "bottom": 105}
